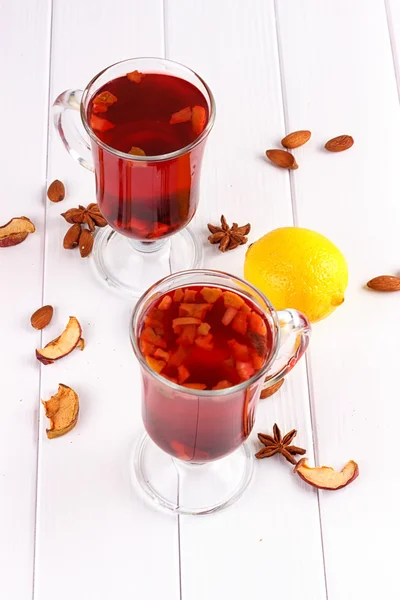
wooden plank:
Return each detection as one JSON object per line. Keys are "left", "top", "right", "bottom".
{"left": 0, "top": 1, "right": 50, "bottom": 599}
{"left": 276, "top": 1, "right": 400, "bottom": 597}
{"left": 33, "top": 2, "right": 180, "bottom": 599}
{"left": 165, "top": 1, "right": 326, "bottom": 598}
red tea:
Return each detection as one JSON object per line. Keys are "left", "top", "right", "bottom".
{"left": 138, "top": 286, "right": 273, "bottom": 462}
{"left": 87, "top": 72, "right": 209, "bottom": 240}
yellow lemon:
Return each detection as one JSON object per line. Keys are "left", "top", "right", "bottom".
{"left": 244, "top": 227, "right": 348, "bottom": 323}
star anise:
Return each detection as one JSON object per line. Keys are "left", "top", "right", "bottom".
{"left": 255, "top": 423, "right": 306, "bottom": 465}
{"left": 61, "top": 203, "right": 107, "bottom": 231}
{"left": 207, "top": 215, "right": 251, "bottom": 252}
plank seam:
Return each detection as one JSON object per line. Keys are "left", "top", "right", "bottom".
{"left": 384, "top": 0, "right": 400, "bottom": 104}
{"left": 31, "top": 0, "right": 54, "bottom": 598}
{"left": 272, "top": 1, "right": 329, "bottom": 598}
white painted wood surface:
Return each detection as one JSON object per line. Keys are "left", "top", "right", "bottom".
{"left": 1, "top": 0, "right": 399, "bottom": 598}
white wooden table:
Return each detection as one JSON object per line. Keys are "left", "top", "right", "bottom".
{"left": 2, "top": 1, "right": 400, "bottom": 598}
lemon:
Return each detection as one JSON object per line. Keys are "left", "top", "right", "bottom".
{"left": 244, "top": 227, "right": 348, "bottom": 323}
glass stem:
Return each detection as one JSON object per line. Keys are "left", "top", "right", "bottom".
{"left": 128, "top": 239, "right": 167, "bottom": 253}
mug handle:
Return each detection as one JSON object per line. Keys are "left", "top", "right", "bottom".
{"left": 53, "top": 89, "right": 94, "bottom": 172}
{"left": 262, "top": 309, "right": 311, "bottom": 392}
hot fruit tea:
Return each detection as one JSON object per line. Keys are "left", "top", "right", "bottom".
{"left": 87, "top": 71, "right": 209, "bottom": 241}
{"left": 138, "top": 285, "right": 273, "bottom": 462}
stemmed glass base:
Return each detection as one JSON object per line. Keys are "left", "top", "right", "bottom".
{"left": 131, "top": 434, "right": 254, "bottom": 515}
{"left": 92, "top": 226, "right": 203, "bottom": 296}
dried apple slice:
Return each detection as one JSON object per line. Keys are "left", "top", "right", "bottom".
{"left": 294, "top": 458, "right": 359, "bottom": 490}
{"left": 77, "top": 338, "right": 85, "bottom": 351}
{"left": 36, "top": 316, "right": 82, "bottom": 365}
{"left": 42, "top": 384, "right": 79, "bottom": 439}
{"left": 0, "top": 216, "right": 35, "bottom": 247}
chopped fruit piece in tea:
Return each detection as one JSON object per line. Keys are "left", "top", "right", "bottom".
{"left": 252, "top": 350, "right": 264, "bottom": 370}
{"left": 195, "top": 333, "right": 214, "bottom": 351}
{"left": 223, "top": 291, "right": 245, "bottom": 309}
{"left": 90, "top": 114, "right": 115, "bottom": 132}
{"left": 93, "top": 91, "right": 117, "bottom": 107}
{"left": 212, "top": 380, "right": 233, "bottom": 390}
{"left": 228, "top": 339, "right": 250, "bottom": 362}
{"left": 183, "top": 383, "right": 207, "bottom": 390}
{"left": 178, "top": 364, "right": 190, "bottom": 384}
{"left": 168, "top": 345, "right": 189, "bottom": 367}
{"left": 192, "top": 105, "right": 207, "bottom": 135}
{"left": 140, "top": 340, "right": 156, "bottom": 356}
{"left": 183, "top": 289, "right": 197, "bottom": 303}
{"left": 236, "top": 361, "right": 255, "bottom": 381}
{"left": 92, "top": 103, "right": 109, "bottom": 114}
{"left": 170, "top": 440, "right": 193, "bottom": 460}
{"left": 200, "top": 287, "right": 223, "bottom": 303}
{"left": 179, "top": 303, "right": 211, "bottom": 320}
{"left": 197, "top": 322, "right": 211, "bottom": 336}
{"left": 139, "top": 285, "right": 270, "bottom": 392}
{"left": 128, "top": 146, "right": 146, "bottom": 156}
{"left": 173, "top": 317, "right": 202, "bottom": 329}
{"left": 170, "top": 106, "right": 192, "bottom": 125}
{"left": 127, "top": 70, "right": 145, "bottom": 83}
{"left": 141, "top": 327, "right": 166, "bottom": 348}
{"left": 222, "top": 306, "right": 238, "bottom": 326}
{"left": 147, "top": 223, "right": 170, "bottom": 238}
{"left": 145, "top": 356, "right": 166, "bottom": 373}
{"left": 173, "top": 288, "right": 184, "bottom": 302}
{"left": 241, "top": 303, "right": 251, "bottom": 314}
{"left": 177, "top": 324, "right": 197, "bottom": 345}
{"left": 158, "top": 295, "right": 173, "bottom": 311}
{"left": 153, "top": 348, "right": 170, "bottom": 361}
{"left": 231, "top": 311, "right": 248, "bottom": 335}
{"left": 248, "top": 312, "right": 267, "bottom": 335}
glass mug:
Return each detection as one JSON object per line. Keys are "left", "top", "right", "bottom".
{"left": 53, "top": 58, "right": 215, "bottom": 296}
{"left": 130, "top": 269, "right": 311, "bottom": 515}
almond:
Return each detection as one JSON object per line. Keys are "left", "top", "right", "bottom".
{"left": 79, "top": 228, "right": 94, "bottom": 258}
{"left": 47, "top": 179, "right": 65, "bottom": 203}
{"left": 325, "top": 135, "right": 354, "bottom": 152}
{"left": 366, "top": 275, "right": 400, "bottom": 292}
{"left": 63, "top": 223, "right": 81, "bottom": 249}
{"left": 265, "top": 149, "right": 298, "bottom": 169}
{"left": 281, "top": 130, "right": 311, "bottom": 149}
{"left": 260, "top": 378, "right": 284, "bottom": 399}
{"left": 31, "top": 305, "right": 54, "bottom": 330}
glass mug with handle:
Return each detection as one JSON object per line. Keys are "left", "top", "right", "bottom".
{"left": 130, "top": 269, "right": 311, "bottom": 515}
{"left": 53, "top": 58, "right": 215, "bottom": 296}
